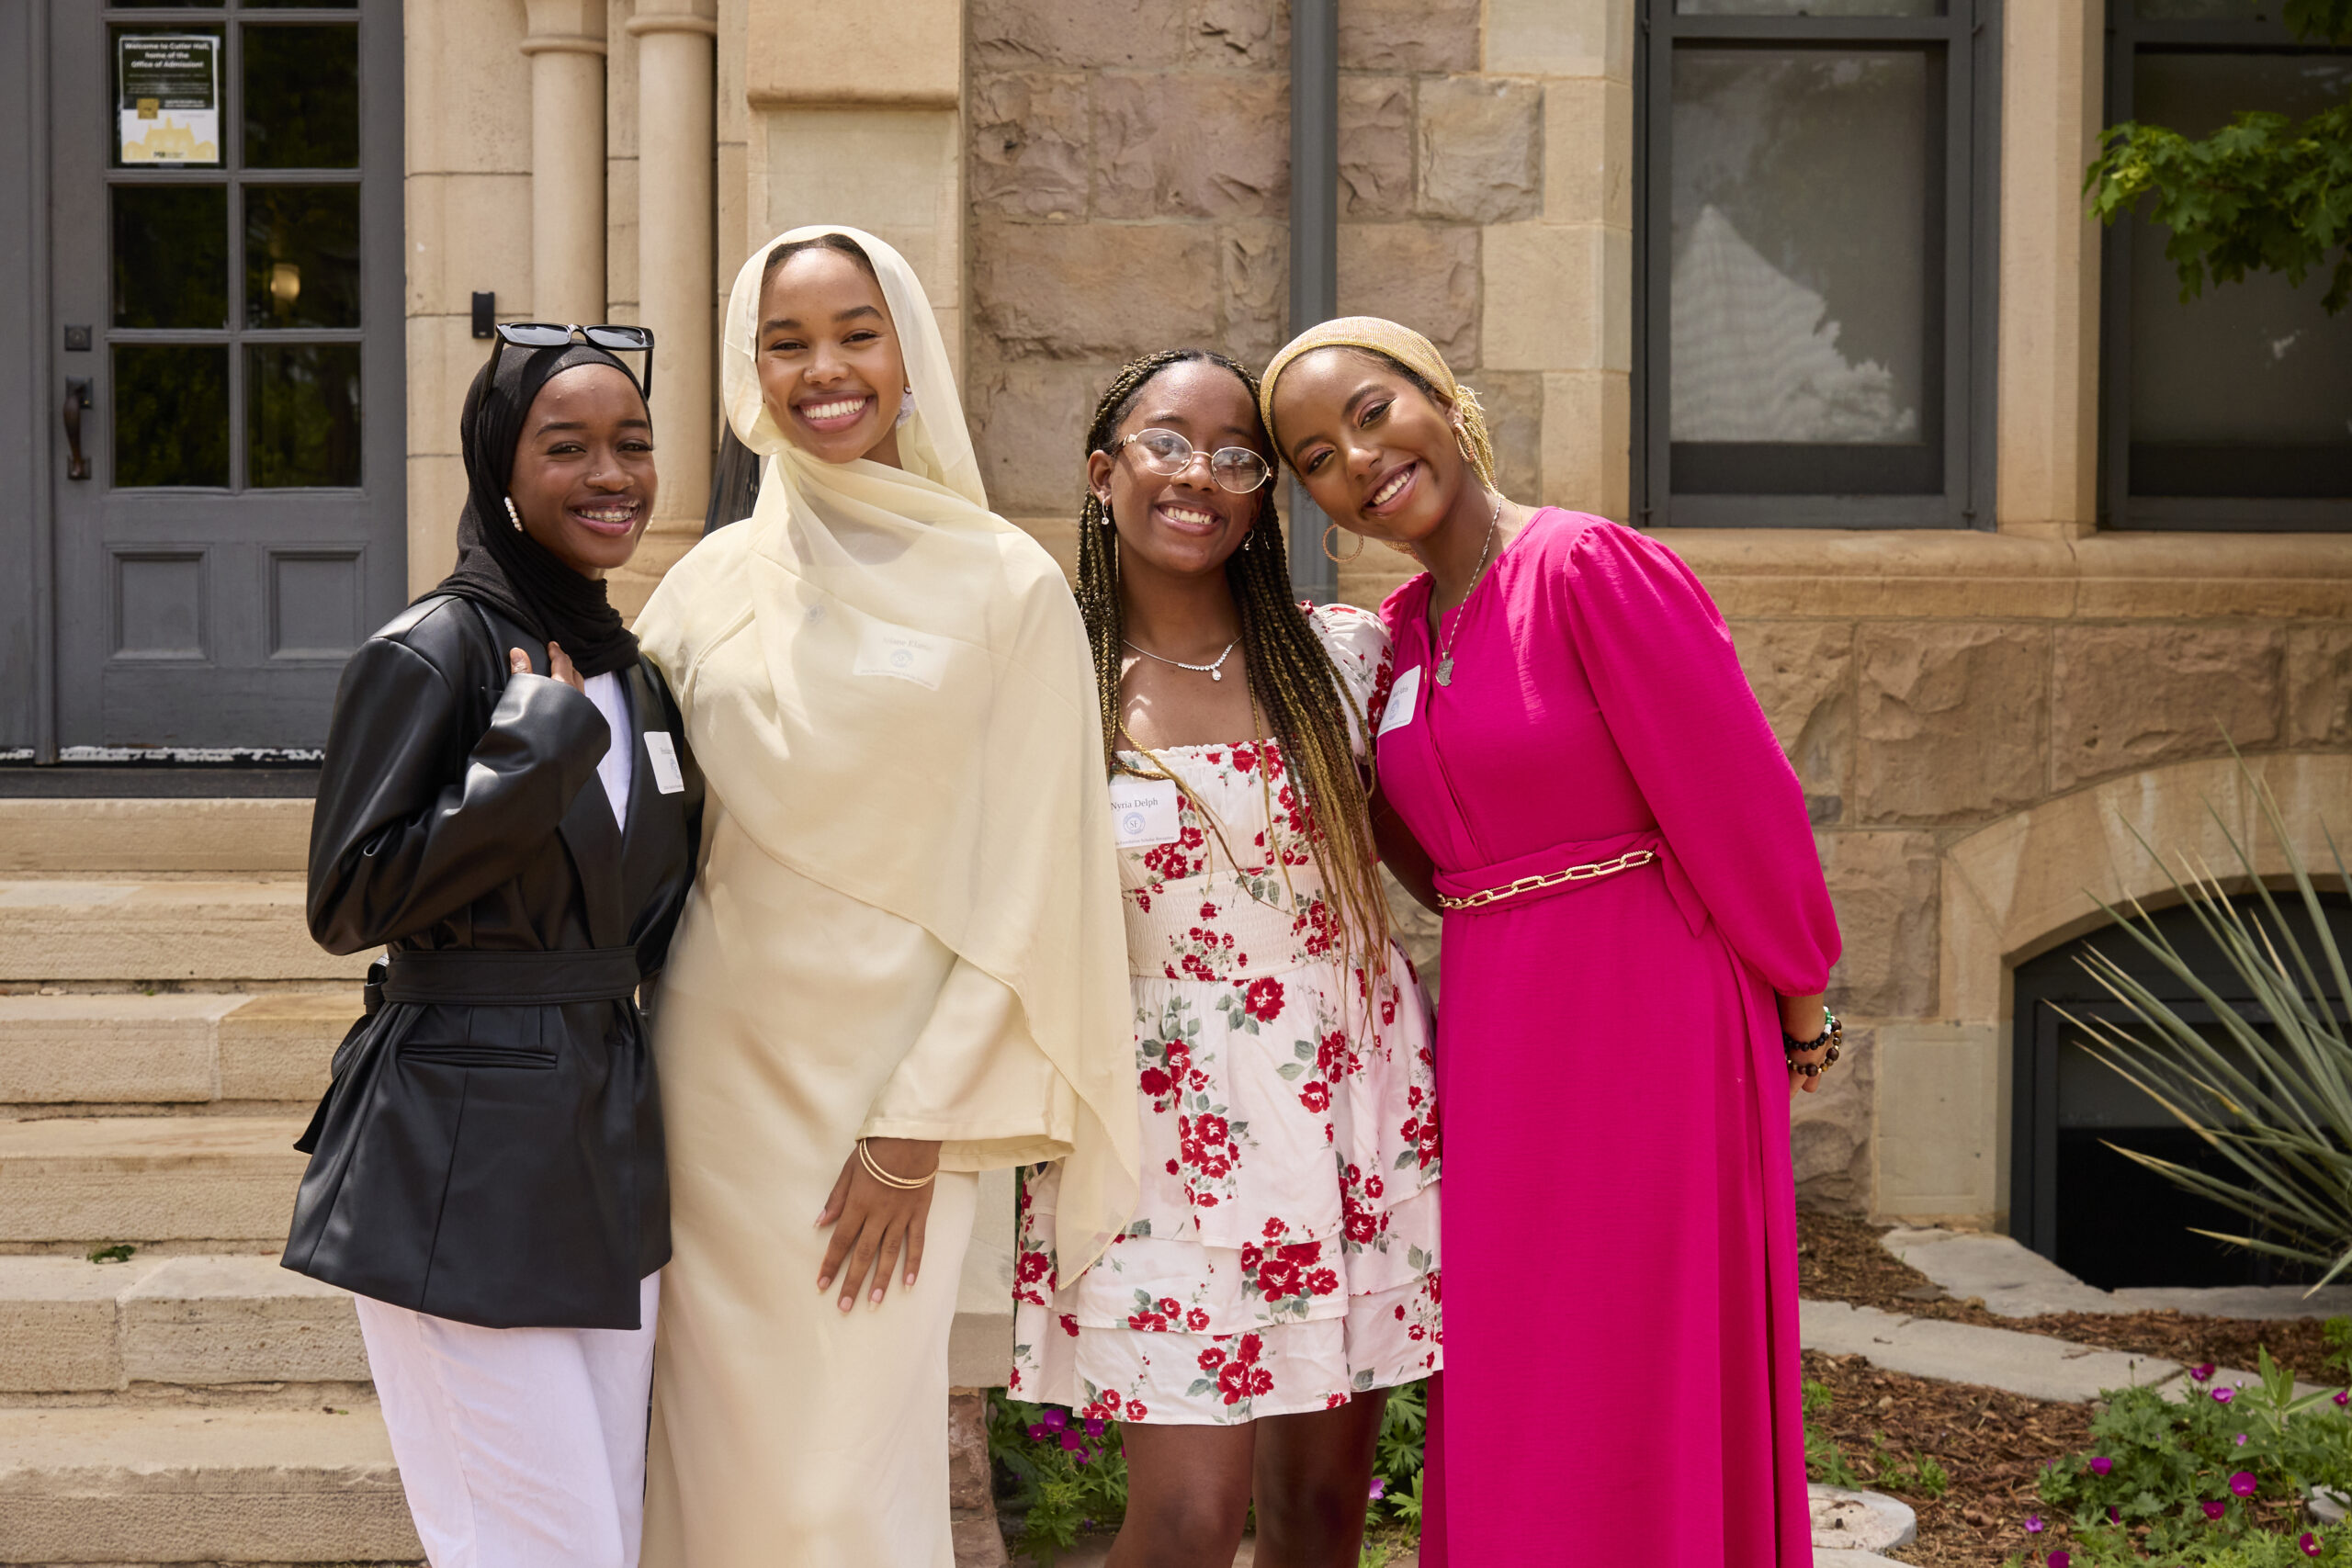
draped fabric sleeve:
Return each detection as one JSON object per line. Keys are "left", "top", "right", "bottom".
{"left": 306, "top": 618, "right": 610, "bottom": 954}
{"left": 1308, "top": 601, "right": 1396, "bottom": 761}
{"left": 1555, "top": 524, "right": 1839, "bottom": 997}
{"left": 858, "top": 960, "right": 1078, "bottom": 1172}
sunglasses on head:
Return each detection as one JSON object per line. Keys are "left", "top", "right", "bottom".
{"left": 490, "top": 322, "right": 657, "bottom": 399}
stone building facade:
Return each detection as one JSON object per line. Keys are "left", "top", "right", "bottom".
{"left": 377, "top": 0, "right": 2352, "bottom": 1238}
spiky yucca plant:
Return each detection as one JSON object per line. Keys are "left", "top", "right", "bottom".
{"left": 2063, "top": 757, "right": 2352, "bottom": 1291}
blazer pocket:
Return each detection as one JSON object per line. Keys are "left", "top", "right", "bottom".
{"left": 396, "top": 1003, "right": 559, "bottom": 1070}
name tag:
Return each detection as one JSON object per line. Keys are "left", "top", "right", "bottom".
{"left": 1108, "top": 775, "right": 1181, "bottom": 848}
{"left": 643, "top": 731, "right": 686, "bottom": 795}
{"left": 853, "top": 623, "right": 949, "bottom": 690}
{"left": 1377, "top": 665, "right": 1423, "bottom": 739}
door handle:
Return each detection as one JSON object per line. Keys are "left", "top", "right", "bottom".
{"left": 62, "top": 378, "right": 92, "bottom": 481}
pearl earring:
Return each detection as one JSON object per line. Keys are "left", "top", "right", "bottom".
{"left": 504, "top": 496, "right": 524, "bottom": 534}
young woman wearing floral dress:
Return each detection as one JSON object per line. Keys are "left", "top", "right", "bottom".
{"left": 1011, "top": 349, "right": 1442, "bottom": 1568}
{"left": 1261, "top": 317, "right": 1843, "bottom": 1568}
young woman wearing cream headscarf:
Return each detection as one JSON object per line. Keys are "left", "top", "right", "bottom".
{"left": 631, "top": 227, "right": 1137, "bottom": 1567}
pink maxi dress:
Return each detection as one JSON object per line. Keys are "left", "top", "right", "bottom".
{"left": 1374, "top": 509, "right": 1838, "bottom": 1568}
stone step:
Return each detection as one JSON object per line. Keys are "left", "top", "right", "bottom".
{"left": 0, "top": 798, "right": 311, "bottom": 877}
{"left": 0, "top": 1116, "right": 308, "bottom": 1247}
{"left": 0, "top": 1254, "right": 365, "bottom": 1394}
{"left": 0, "top": 1402, "right": 420, "bottom": 1563}
{"left": 0, "top": 879, "right": 365, "bottom": 985}
{"left": 0, "top": 991, "right": 349, "bottom": 1106}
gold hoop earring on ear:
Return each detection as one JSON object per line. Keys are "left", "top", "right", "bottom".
{"left": 1322, "top": 522, "right": 1364, "bottom": 565}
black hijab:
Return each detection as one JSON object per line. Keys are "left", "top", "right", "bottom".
{"left": 428, "top": 342, "right": 647, "bottom": 677}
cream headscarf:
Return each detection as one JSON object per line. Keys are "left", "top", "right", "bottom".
{"left": 1259, "top": 316, "right": 1497, "bottom": 489}
{"left": 634, "top": 226, "right": 1139, "bottom": 1275}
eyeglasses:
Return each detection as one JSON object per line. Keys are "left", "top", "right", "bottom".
{"left": 1108, "top": 428, "right": 1272, "bottom": 494}
{"left": 490, "top": 322, "right": 658, "bottom": 398}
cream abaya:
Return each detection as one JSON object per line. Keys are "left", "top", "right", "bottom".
{"left": 631, "top": 228, "right": 1136, "bottom": 1566}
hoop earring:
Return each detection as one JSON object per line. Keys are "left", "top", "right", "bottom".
{"left": 504, "top": 496, "right": 525, "bottom": 534}
{"left": 1321, "top": 521, "right": 1364, "bottom": 565}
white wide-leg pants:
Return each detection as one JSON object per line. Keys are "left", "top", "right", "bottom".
{"left": 356, "top": 1273, "right": 661, "bottom": 1568}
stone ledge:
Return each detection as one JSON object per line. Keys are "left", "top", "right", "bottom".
{"left": 0, "top": 882, "right": 362, "bottom": 985}
{"left": 0, "top": 1402, "right": 420, "bottom": 1562}
{"left": 0, "top": 798, "right": 311, "bottom": 875}
{"left": 1660, "top": 528, "right": 2352, "bottom": 621}
{"left": 0, "top": 1116, "right": 311, "bottom": 1246}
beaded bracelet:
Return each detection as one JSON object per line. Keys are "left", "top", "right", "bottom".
{"left": 1784, "top": 1009, "right": 1844, "bottom": 1079}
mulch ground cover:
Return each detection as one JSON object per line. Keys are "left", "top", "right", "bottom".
{"left": 1803, "top": 1345, "right": 2094, "bottom": 1565}
{"left": 1799, "top": 1210, "right": 2346, "bottom": 1382}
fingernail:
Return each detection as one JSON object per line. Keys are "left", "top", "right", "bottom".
{"left": 869, "top": 1291, "right": 883, "bottom": 1309}
{"left": 839, "top": 1295, "right": 854, "bottom": 1313}
{"left": 905, "top": 1271, "right": 917, "bottom": 1286}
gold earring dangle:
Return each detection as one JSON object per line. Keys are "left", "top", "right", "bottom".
{"left": 1321, "top": 521, "right": 1363, "bottom": 565}
{"left": 504, "top": 497, "right": 524, "bottom": 533}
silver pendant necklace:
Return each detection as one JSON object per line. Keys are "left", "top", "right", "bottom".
{"left": 1431, "top": 498, "right": 1502, "bottom": 687}
{"left": 1124, "top": 636, "right": 1239, "bottom": 682}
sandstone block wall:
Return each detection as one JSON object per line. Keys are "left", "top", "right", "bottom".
{"left": 965, "top": 0, "right": 1579, "bottom": 583}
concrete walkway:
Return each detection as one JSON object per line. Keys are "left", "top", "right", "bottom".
{"left": 1886, "top": 1226, "right": 2352, "bottom": 1321}
{"left": 1799, "top": 1227, "right": 2345, "bottom": 1404}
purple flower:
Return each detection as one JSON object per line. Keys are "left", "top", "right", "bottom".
{"left": 2337, "top": 1390, "right": 2349, "bottom": 1408}
{"left": 2301, "top": 1534, "right": 2324, "bottom": 1559}
{"left": 1043, "top": 1408, "right": 1068, "bottom": 1430}
{"left": 2089, "top": 1456, "right": 2113, "bottom": 1475}
{"left": 1027, "top": 1423, "right": 1051, "bottom": 1441}
{"left": 2204, "top": 1500, "right": 2230, "bottom": 1521}
{"left": 2049, "top": 1552, "right": 2071, "bottom": 1568}
{"left": 2025, "top": 1516, "right": 2044, "bottom": 1533}
{"left": 2236, "top": 1433, "right": 2250, "bottom": 1446}
{"left": 1059, "top": 1430, "right": 1085, "bottom": 1452}
{"left": 1368, "top": 1479, "right": 1386, "bottom": 1501}
{"left": 2214, "top": 1386, "right": 2237, "bottom": 1404}
{"left": 2231, "top": 1471, "right": 2258, "bottom": 1498}
{"left": 2191, "top": 1362, "right": 2217, "bottom": 1382}
{"left": 1083, "top": 1417, "right": 1106, "bottom": 1437}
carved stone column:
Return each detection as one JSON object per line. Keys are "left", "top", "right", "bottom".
{"left": 620, "top": 0, "right": 717, "bottom": 604}
{"left": 519, "top": 0, "right": 607, "bottom": 324}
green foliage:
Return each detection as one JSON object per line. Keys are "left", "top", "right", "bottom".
{"left": 1872, "top": 1441, "right": 1951, "bottom": 1500}
{"left": 2085, "top": 1, "right": 2352, "bottom": 316}
{"left": 985, "top": 1393, "right": 1131, "bottom": 1564}
{"left": 2061, "top": 757, "right": 2352, "bottom": 1286}
{"left": 1367, "top": 1381, "right": 1428, "bottom": 1528}
{"left": 2034, "top": 1351, "right": 2352, "bottom": 1563}
{"left": 1800, "top": 1379, "right": 1949, "bottom": 1498}
{"left": 2327, "top": 1316, "right": 2352, "bottom": 1382}
{"left": 85, "top": 1244, "right": 135, "bottom": 1265}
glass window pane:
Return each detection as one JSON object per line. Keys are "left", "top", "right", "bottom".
{"left": 2134, "top": 0, "right": 2264, "bottom": 17}
{"left": 111, "top": 185, "right": 228, "bottom": 329}
{"left": 114, "top": 344, "right": 229, "bottom": 488}
{"left": 248, "top": 344, "right": 362, "bottom": 487}
{"left": 242, "top": 25, "right": 358, "bottom": 169}
{"left": 1669, "top": 49, "right": 1931, "bottom": 445}
{"left": 2128, "top": 53, "right": 2352, "bottom": 493}
{"left": 1679, "top": 0, "right": 1941, "bottom": 13}
{"left": 244, "top": 186, "right": 360, "bottom": 328}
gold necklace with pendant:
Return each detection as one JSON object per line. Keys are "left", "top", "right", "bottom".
{"left": 1431, "top": 497, "right": 1502, "bottom": 688}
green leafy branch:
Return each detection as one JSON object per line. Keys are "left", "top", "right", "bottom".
{"left": 2085, "top": 1, "right": 2352, "bottom": 315}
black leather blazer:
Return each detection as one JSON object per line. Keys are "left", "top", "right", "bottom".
{"left": 282, "top": 595, "right": 702, "bottom": 1329}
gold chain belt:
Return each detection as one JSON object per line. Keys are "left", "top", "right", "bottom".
{"left": 1437, "top": 848, "right": 1658, "bottom": 912}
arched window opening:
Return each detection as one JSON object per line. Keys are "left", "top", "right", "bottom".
{"left": 2009, "top": 891, "right": 2352, "bottom": 1290}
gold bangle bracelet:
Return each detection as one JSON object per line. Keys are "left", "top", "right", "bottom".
{"left": 856, "top": 1138, "right": 936, "bottom": 1190}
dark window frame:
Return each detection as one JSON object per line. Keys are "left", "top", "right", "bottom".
{"left": 2101, "top": 9, "right": 2352, "bottom": 532}
{"left": 1632, "top": 1, "right": 2002, "bottom": 531}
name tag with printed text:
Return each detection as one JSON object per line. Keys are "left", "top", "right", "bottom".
{"left": 643, "top": 731, "right": 686, "bottom": 795}
{"left": 1377, "top": 665, "right": 1423, "bottom": 739}
{"left": 1108, "top": 775, "right": 1181, "bottom": 849}
{"left": 853, "top": 623, "right": 950, "bottom": 690}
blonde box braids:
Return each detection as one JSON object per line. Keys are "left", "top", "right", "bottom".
{"left": 1076, "top": 348, "right": 1394, "bottom": 983}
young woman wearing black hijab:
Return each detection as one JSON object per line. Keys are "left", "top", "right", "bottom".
{"left": 282, "top": 332, "right": 701, "bottom": 1568}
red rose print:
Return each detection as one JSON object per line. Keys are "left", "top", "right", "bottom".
{"left": 1242, "top": 977, "right": 1284, "bottom": 1021}
{"left": 1186, "top": 1308, "right": 1210, "bottom": 1330}
{"left": 1306, "top": 1268, "right": 1340, "bottom": 1296}
{"left": 1262, "top": 1217, "right": 1288, "bottom": 1239}
{"left": 1298, "top": 1079, "right": 1330, "bottom": 1113}
{"left": 1198, "top": 1347, "right": 1226, "bottom": 1371}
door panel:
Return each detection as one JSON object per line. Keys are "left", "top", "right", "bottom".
{"left": 46, "top": 0, "right": 402, "bottom": 752}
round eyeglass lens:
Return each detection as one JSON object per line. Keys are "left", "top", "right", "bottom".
{"left": 1209, "top": 449, "right": 1271, "bottom": 493}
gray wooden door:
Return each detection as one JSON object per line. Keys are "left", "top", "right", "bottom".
{"left": 42, "top": 0, "right": 404, "bottom": 752}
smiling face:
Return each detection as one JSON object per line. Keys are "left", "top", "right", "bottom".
{"left": 1269, "top": 347, "right": 1472, "bottom": 548}
{"left": 506, "top": 363, "right": 657, "bottom": 579}
{"left": 755, "top": 245, "right": 909, "bottom": 469}
{"left": 1087, "top": 358, "right": 1270, "bottom": 587}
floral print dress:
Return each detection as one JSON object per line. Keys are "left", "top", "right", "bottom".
{"left": 1012, "top": 603, "right": 1442, "bottom": 1426}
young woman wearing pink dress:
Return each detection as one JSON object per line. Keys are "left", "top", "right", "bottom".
{"left": 1261, "top": 318, "right": 1843, "bottom": 1568}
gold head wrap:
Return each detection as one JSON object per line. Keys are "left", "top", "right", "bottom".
{"left": 1259, "top": 316, "right": 1496, "bottom": 490}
